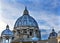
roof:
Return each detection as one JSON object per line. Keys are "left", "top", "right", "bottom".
{"left": 1, "top": 25, "right": 13, "bottom": 36}
{"left": 14, "top": 7, "right": 38, "bottom": 28}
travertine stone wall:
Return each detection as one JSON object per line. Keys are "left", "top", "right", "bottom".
{"left": 48, "top": 38, "right": 57, "bottom": 43}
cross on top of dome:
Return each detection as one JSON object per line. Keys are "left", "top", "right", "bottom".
{"left": 23, "top": 6, "right": 29, "bottom": 15}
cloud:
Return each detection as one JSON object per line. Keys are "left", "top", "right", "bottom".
{"left": 0, "top": 15, "right": 6, "bottom": 35}
{"left": 30, "top": 11, "right": 60, "bottom": 29}
{"left": 41, "top": 29, "right": 51, "bottom": 40}
{"left": 13, "top": 0, "right": 60, "bottom": 16}
{"left": 1, "top": 0, "right": 25, "bottom": 19}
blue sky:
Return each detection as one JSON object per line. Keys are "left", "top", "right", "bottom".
{"left": 0, "top": 0, "right": 60, "bottom": 40}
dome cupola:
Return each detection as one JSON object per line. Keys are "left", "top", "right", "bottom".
{"left": 1, "top": 25, "right": 13, "bottom": 37}
{"left": 23, "top": 6, "right": 29, "bottom": 15}
{"left": 14, "top": 7, "right": 38, "bottom": 28}
{"left": 48, "top": 29, "right": 57, "bottom": 39}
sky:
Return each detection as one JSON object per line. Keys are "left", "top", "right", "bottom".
{"left": 0, "top": 0, "right": 60, "bottom": 40}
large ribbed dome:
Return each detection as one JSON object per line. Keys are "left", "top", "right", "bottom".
{"left": 14, "top": 7, "right": 38, "bottom": 28}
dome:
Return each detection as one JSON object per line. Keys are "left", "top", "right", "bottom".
{"left": 49, "top": 29, "right": 57, "bottom": 39}
{"left": 14, "top": 7, "right": 38, "bottom": 28}
{"left": 1, "top": 25, "right": 13, "bottom": 36}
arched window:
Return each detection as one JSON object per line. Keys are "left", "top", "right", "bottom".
{"left": 30, "top": 32, "right": 32, "bottom": 36}
{"left": 30, "top": 29, "right": 33, "bottom": 36}
{"left": 17, "top": 30, "right": 20, "bottom": 34}
{"left": 23, "top": 29, "right": 27, "bottom": 33}
{"left": 36, "top": 30, "right": 38, "bottom": 32}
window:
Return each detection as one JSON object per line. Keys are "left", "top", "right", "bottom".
{"left": 30, "top": 29, "right": 33, "bottom": 36}
{"left": 30, "top": 29, "right": 33, "bottom": 32}
{"left": 17, "top": 30, "right": 20, "bottom": 34}
{"left": 30, "top": 32, "right": 32, "bottom": 36}
{"left": 36, "top": 30, "right": 38, "bottom": 32}
{"left": 23, "top": 29, "right": 27, "bottom": 33}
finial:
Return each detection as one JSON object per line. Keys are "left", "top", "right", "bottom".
{"left": 25, "top": 6, "right": 27, "bottom": 10}
{"left": 52, "top": 27, "right": 55, "bottom": 32}
{"left": 6, "top": 25, "right": 9, "bottom": 29}
{"left": 52, "top": 29, "right": 54, "bottom": 32}
{"left": 23, "top": 6, "right": 29, "bottom": 15}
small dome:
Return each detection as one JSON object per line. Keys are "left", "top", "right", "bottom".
{"left": 14, "top": 7, "right": 38, "bottom": 28}
{"left": 49, "top": 29, "right": 57, "bottom": 39}
{"left": 1, "top": 25, "right": 13, "bottom": 36}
